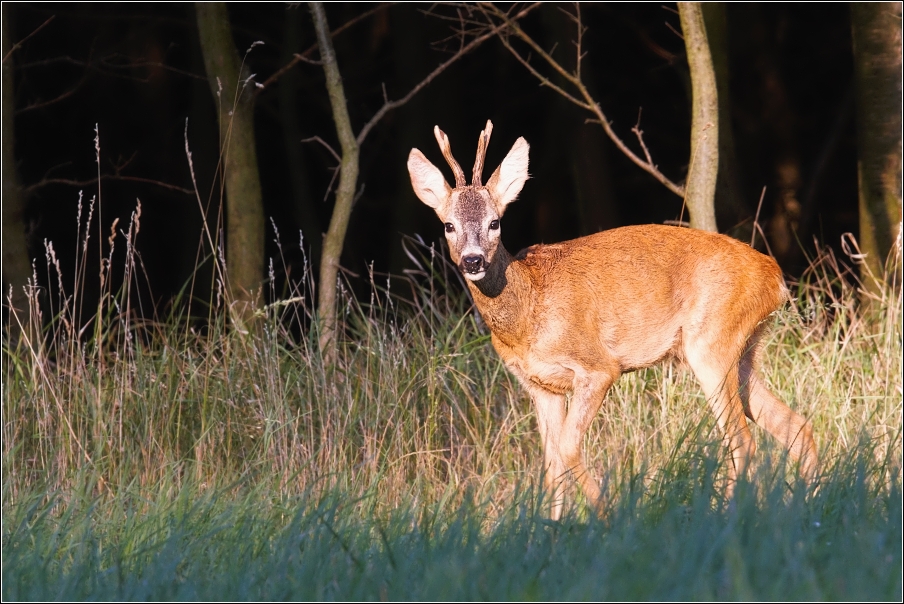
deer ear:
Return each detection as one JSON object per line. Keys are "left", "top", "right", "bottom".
{"left": 486, "top": 137, "right": 529, "bottom": 214}
{"left": 408, "top": 148, "right": 452, "bottom": 213}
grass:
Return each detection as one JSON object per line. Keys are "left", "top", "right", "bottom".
{"left": 2, "top": 208, "right": 902, "bottom": 599}
{"left": 3, "top": 448, "right": 900, "bottom": 600}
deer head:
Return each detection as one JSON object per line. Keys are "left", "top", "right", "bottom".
{"left": 407, "top": 120, "right": 530, "bottom": 281}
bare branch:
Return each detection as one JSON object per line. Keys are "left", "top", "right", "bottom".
{"left": 15, "top": 46, "right": 207, "bottom": 115}
{"left": 481, "top": 3, "right": 581, "bottom": 88}
{"left": 15, "top": 72, "right": 89, "bottom": 114}
{"left": 564, "top": 3, "right": 585, "bottom": 80}
{"left": 665, "top": 20, "right": 684, "bottom": 41}
{"left": 493, "top": 28, "right": 589, "bottom": 110}
{"left": 2, "top": 15, "right": 54, "bottom": 64}
{"left": 98, "top": 55, "right": 207, "bottom": 80}
{"left": 356, "top": 3, "right": 542, "bottom": 146}
{"left": 23, "top": 174, "right": 195, "bottom": 196}
{"left": 255, "top": 3, "right": 393, "bottom": 96}
{"left": 480, "top": 2, "right": 685, "bottom": 198}
{"left": 20, "top": 54, "right": 204, "bottom": 83}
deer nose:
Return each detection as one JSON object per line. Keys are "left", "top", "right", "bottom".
{"left": 461, "top": 255, "right": 484, "bottom": 274}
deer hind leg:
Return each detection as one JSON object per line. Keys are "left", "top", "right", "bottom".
{"left": 685, "top": 344, "right": 756, "bottom": 493}
{"left": 739, "top": 330, "right": 818, "bottom": 485}
{"left": 527, "top": 385, "right": 568, "bottom": 520}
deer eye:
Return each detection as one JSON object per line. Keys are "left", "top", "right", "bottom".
{"left": 444, "top": 223, "right": 455, "bottom": 233}
{"left": 489, "top": 219, "right": 500, "bottom": 230}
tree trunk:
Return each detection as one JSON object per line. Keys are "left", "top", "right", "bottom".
{"left": 2, "top": 8, "right": 32, "bottom": 341}
{"left": 851, "top": 2, "right": 903, "bottom": 292}
{"left": 310, "top": 2, "right": 360, "bottom": 360}
{"left": 679, "top": 2, "right": 720, "bottom": 233}
{"left": 196, "top": 2, "right": 265, "bottom": 323}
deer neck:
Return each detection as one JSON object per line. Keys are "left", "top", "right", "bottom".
{"left": 465, "top": 245, "right": 533, "bottom": 345}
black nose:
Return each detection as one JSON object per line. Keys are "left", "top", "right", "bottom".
{"left": 461, "top": 255, "right": 484, "bottom": 273}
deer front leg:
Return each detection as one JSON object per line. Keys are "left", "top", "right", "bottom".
{"left": 526, "top": 384, "right": 568, "bottom": 520}
{"left": 560, "top": 369, "right": 616, "bottom": 513}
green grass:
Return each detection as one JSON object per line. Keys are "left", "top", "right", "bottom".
{"left": 3, "top": 450, "right": 900, "bottom": 600}
{"left": 2, "top": 229, "right": 902, "bottom": 600}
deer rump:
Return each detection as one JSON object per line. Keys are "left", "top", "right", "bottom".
{"left": 408, "top": 120, "right": 817, "bottom": 519}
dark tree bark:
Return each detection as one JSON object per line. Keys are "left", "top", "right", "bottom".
{"left": 851, "top": 2, "right": 903, "bottom": 291}
{"left": 702, "top": 3, "right": 750, "bottom": 237}
{"left": 387, "top": 5, "right": 429, "bottom": 274}
{"left": 742, "top": 4, "right": 803, "bottom": 265}
{"left": 539, "top": 4, "right": 619, "bottom": 236}
{"left": 196, "top": 2, "right": 266, "bottom": 322}
{"left": 279, "top": 7, "right": 321, "bottom": 269}
{"left": 2, "top": 8, "right": 32, "bottom": 340}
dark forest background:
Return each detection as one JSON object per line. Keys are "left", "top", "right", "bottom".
{"left": 0, "top": 3, "right": 881, "bottom": 324}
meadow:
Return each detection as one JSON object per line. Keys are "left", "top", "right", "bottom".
{"left": 2, "top": 223, "right": 901, "bottom": 600}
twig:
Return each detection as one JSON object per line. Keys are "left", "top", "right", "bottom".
{"left": 322, "top": 166, "right": 340, "bottom": 202}
{"left": 751, "top": 186, "right": 766, "bottom": 248}
{"left": 302, "top": 135, "right": 342, "bottom": 163}
{"left": 754, "top": 221, "right": 774, "bottom": 258}
{"left": 631, "top": 108, "right": 655, "bottom": 166}
{"left": 291, "top": 52, "right": 323, "bottom": 66}
{"left": 665, "top": 20, "right": 684, "bottom": 41}
{"left": 560, "top": 3, "right": 586, "bottom": 80}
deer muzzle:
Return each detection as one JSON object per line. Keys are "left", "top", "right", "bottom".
{"left": 461, "top": 254, "right": 486, "bottom": 278}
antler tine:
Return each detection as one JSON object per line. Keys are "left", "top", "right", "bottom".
{"left": 472, "top": 120, "right": 494, "bottom": 187}
{"left": 433, "top": 126, "right": 467, "bottom": 188}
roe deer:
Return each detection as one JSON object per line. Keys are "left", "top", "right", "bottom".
{"left": 407, "top": 120, "right": 817, "bottom": 518}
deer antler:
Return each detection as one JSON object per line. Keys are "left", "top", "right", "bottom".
{"left": 434, "top": 126, "right": 467, "bottom": 188}
{"left": 472, "top": 120, "right": 494, "bottom": 187}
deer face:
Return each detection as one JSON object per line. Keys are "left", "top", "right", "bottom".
{"left": 439, "top": 187, "right": 501, "bottom": 280}
{"left": 407, "top": 121, "right": 529, "bottom": 281}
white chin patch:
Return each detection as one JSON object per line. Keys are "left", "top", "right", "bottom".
{"left": 463, "top": 271, "right": 486, "bottom": 282}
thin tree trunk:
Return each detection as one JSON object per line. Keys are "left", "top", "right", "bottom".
{"left": 679, "top": 2, "right": 719, "bottom": 233}
{"left": 310, "top": 2, "right": 359, "bottom": 360}
{"left": 851, "top": 2, "right": 903, "bottom": 292}
{"left": 2, "top": 8, "right": 32, "bottom": 341}
{"left": 196, "top": 2, "right": 265, "bottom": 323}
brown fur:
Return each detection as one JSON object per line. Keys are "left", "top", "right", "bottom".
{"left": 408, "top": 121, "right": 817, "bottom": 519}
